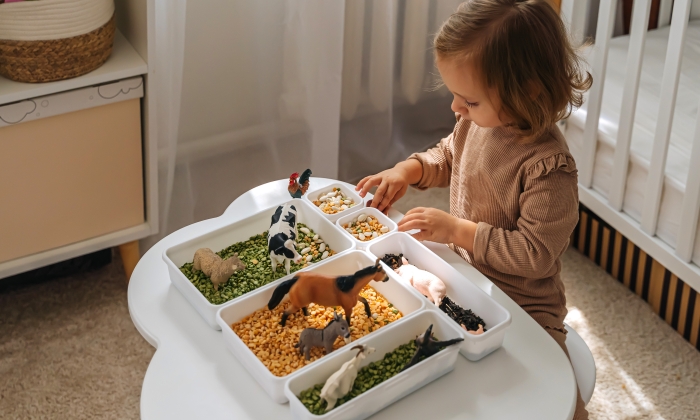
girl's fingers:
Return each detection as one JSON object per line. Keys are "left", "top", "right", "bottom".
{"left": 398, "top": 219, "right": 428, "bottom": 232}
{"left": 402, "top": 207, "right": 426, "bottom": 218}
{"left": 397, "top": 212, "right": 422, "bottom": 227}
{"left": 359, "top": 176, "right": 381, "bottom": 197}
{"left": 410, "top": 230, "right": 431, "bottom": 242}
{"left": 356, "top": 176, "right": 371, "bottom": 192}
{"left": 373, "top": 182, "right": 389, "bottom": 209}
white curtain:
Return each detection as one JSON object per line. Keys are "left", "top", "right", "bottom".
{"left": 143, "top": 0, "right": 460, "bottom": 251}
{"left": 338, "top": 0, "right": 461, "bottom": 182}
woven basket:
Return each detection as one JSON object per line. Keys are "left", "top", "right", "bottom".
{"left": 0, "top": 13, "right": 115, "bottom": 83}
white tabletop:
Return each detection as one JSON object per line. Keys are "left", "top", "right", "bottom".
{"left": 128, "top": 178, "right": 577, "bottom": 420}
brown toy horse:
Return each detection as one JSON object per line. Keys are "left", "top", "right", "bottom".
{"left": 267, "top": 258, "right": 389, "bottom": 326}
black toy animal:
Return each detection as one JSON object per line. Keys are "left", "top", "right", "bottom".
{"left": 401, "top": 324, "right": 463, "bottom": 371}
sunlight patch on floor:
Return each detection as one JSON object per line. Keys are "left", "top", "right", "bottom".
{"left": 566, "top": 307, "right": 663, "bottom": 419}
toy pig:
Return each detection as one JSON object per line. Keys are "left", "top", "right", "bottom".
{"left": 394, "top": 256, "right": 446, "bottom": 306}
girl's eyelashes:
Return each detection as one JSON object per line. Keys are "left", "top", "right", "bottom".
{"left": 465, "top": 100, "right": 478, "bottom": 108}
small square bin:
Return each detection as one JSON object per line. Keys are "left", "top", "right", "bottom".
{"left": 284, "top": 309, "right": 464, "bottom": 420}
{"left": 367, "top": 232, "right": 512, "bottom": 361}
{"left": 304, "top": 183, "right": 364, "bottom": 223}
{"left": 163, "top": 199, "right": 355, "bottom": 329}
{"left": 335, "top": 207, "right": 397, "bottom": 249}
{"left": 216, "top": 250, "right": 426, "bottom": 403}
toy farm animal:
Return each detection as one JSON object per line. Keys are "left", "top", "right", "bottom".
{"left": 320, "top": 345, "right": 376, "bottom": 411}
{"left": 268, "top": 203, "right": 303, "bottom": 275}
{"left": 267, "top": 258, "right": 389, "bottom": 326}
{"left": 288, "top": 169, "right": 312, "bottom": 198}
{"left": 394, "top": 257, "right": 446, "bottom": 306}
{"left": 192, "top": 248, "right": 246, "bottom": 291}
{"left": 295, "top": 311, "right": 351, "bottom": 361}
{"left": 401, "top": 324, "right": 463, "bottom": 372}
{"left": 380, "top": 253, "right": 404, "bottom": 270}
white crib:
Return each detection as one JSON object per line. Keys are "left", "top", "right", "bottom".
{"left": 561, "top": 0, "right": 700, "bottom": 293}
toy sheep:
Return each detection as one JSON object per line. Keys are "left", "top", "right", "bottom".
{"left": 192, "top": 248, "right": 246, "bottom": 291}
{"left": 320, "top": 345, "right": 375, "bottom": 411}
{"left": 394, "top": 256, "right": 446, "bottom": 306}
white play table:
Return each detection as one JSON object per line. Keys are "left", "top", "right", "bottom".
{"left": 128, "top": 178, "right": 577, "bottom": 420}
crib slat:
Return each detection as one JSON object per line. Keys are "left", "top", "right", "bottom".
{"left": 676, "top": 104, "right": 700, "bottom": 262}
{"left": 580, "top": 0, "right": 617, "bottom": 188}
{"left": 640, "top": 0, "right": 693, "bottom": 235}
{"left": 608, "top": 0, "right": 653, "bottom": 211}
{"left": 659, "top": 0, "right": 673, "bottom": 28}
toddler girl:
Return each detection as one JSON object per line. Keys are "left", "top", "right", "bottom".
{"left": 356, "top": 0, "right": 591, "bottom": 418}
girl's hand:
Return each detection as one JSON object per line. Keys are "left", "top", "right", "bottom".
{"left": 398, "top": 207, "right": 477, "bottom": 251}
{"left": 356, "top": 160, "right": 422, "bottom": 212}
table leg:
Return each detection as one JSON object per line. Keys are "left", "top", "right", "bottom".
{"left": 118, "top": 240, "right": 140, "bottom": 284}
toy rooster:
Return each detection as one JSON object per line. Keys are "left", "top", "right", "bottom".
{"left": 288, "top": 169, "right": 312, "bottom": 198}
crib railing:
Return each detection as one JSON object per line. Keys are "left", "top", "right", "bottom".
{"left": 561, "top": 0, "right": 700, "bottom": 288}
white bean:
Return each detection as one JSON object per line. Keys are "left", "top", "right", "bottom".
{"left": 346, "top": 228, "right": 354, "bottom": 234}
{"left": 327, "top": 191, "right": 337, "bottom": 197}
{"left": 380, "top": 226, "right": 389, "bottom": 233}
{"left": 357, "top": 214, "right": 367, "bottom": 222}
{"left": 340, "top": 204, "right": 348, "bottom": 210}
{"left": 319, "top": 243, "right": 326, "bottom": 252}
{"left": 300, "top": 227, "right": 310, "bottom": 234}
{"left": 315, "top": 239, "right": 323, "bottom": 243}
{"left": 344, "top": 200, "right": 352, "bottom": 205}
{"left": 372, "top": 231, "right": 378, "bottom": 238}
{"left": 306, "top": 254, "right": 313, "bottom": 262}
{"left": 301, "top": 247, "right": 311, "bottom": 255}
{"left": 366, "top": 216, "right": 373, "bottom": 223}
{"left": 313, "top": 234, "right": 319, "bottom": 241}
{"left": 359, "top": 232, "right": 366, "bottom": 240}
{"left": 332, "top": 206, "right": 340, "bottom": 211}
{"left": 321, "top": 251, "right": 329, "bottom": 259}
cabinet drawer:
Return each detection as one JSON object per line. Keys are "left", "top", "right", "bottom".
{"left": 0, "top": 98, "right": 144, "bottom": 263}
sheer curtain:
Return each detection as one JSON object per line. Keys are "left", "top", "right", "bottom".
{"left": 338, "top": 0, "right": 460, "bottom": 182}
{"left": 144, "top": 0, "right": 460, "bottom": 251}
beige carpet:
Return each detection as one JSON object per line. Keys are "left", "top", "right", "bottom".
{"left": 1, "top": 187, "right": 699, "bottom": 419}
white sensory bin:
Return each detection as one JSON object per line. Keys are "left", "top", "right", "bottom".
{"left": 284, "top": 309, "right": 464, "bottom": 420}
{"left": 163, "top": 199, "right": 355, "bottom": 330}
{"left": 367, "top": 232, "right": 512, "bottom": 361}
{"left": 216, "top": 250, "right": 426, "bottom": 403}
{"left": 305, "top": 183, "right": 364, "bottom": 222}
{"left": 336, "top": 207, "right": 398, "bottom": 248}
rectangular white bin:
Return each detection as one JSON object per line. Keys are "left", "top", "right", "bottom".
{"left": 285, "top": 309, "right": 464, "bottom": 420}
{"left": 335, "top": 207, "right": 398, "bottom": 249}
{"left": 163, "top": 198, "right": 355, "bottom": 329}
{"left": 215, "top": 250, "right": 426, "bottom": 403}
{"left": 367, "top": 232, "right": 512, "bottom": 361}
{"left": 304, "top": 183, "right": 364, "bottom": 223}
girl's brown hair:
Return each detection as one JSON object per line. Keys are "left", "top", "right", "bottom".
{"left": 434, "top": 0, "right": 592, "bottom": 141}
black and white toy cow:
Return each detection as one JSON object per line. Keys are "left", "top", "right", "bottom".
{"left": 268, "top": 203, "right": 303, "bottom": 275}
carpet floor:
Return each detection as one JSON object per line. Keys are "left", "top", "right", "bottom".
{"left": 1, "top": 187, "right": 699, "bottom": 419}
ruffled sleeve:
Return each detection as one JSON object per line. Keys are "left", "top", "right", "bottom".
{"left": 526, "top": 153, "right": 577, "bottom": 179}
{"left": 472, "top": 152, "right": 579, "bottom": 279}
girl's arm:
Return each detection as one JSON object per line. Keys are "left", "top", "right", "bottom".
{"left": 471, "top": 167, "right": 579, "bottom": 279}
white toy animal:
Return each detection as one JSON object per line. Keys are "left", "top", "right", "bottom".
{"left": 320, "top": 345, "right": 375, "bottom": 411}
{"left": 394, "top": 257, "right": 446, "bottom": 306}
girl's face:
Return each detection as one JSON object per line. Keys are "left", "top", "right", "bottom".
{"left": 436, "top": 57, "right": 506, "bottom": 128}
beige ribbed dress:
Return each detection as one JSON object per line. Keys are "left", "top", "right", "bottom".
{"left": 409, "top": 114, "right": 579, "bottom": 332}
{"left": 408, "top": 113, "right": 588, "bottom": 419}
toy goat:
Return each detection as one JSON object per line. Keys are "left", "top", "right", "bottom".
{"left": 295, "top": 311, "right": 351, "bottom": 360}
{"left": 401, "top": 324, "right": 463, "bottom": 372}
{"left": 320, "top": 345, "right": 376, "bottom": 411}
{"left": 268, "top": 203, "right": 303, "bottom": 275}
{"left": 394, "top": 257, "right": 446, "bottom": 306}
{"left": 193, "top": 248, "right": 246, "bottom": 291}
